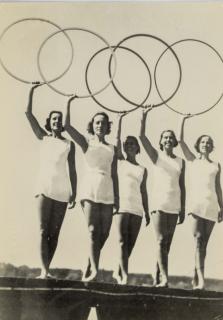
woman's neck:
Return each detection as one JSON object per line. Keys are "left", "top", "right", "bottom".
{"left": 198, "top": 153, "right": 210, "bottom": 161}
{"left": 126, "top": 155, "right": 137, "bottom": 165}
{"left": 93, "top": 135, "right": 106, "bottom": 143}
{"left": 51, "top": 131, "right": 63, "bottom": 139}
{"left": 163, "top": 148, "right": 175, "bottom": 157}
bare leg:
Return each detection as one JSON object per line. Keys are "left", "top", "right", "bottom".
{"left": 165, "top": 215, "right": 178, "bottom": 278}
{"left": 192, "top": 268, "right": 198, "bottom": 288}
{"left": 153, "top": 263, "right": 161, "bottom": 286}
{"left": 99, "top": 204, "right": 113, "bottom": 250}
{"left": 36, "top": 195, "right": 53, "bottom": 278}
{"left": 83, "top": 258, "right": 91, "bottom": 279}
{"left": 152, "top": 211, "right": 178, "bottom": 287}
{"left": 47, "top": 200, "right": 67, "bottom": 274}
{"left": 122, "top": 214, "right": 142, "bottom": 285}
{"left": 127, "top": 214, "right": 142, "bottom": 257}
{"left": 82, "top": 201, "right": 100, "bottom": 281}
{"left": 191, "top": 214, "right": 215, "bottom": 289}
{"left": 115, "top": 213, "right": 129, "bottom": 284}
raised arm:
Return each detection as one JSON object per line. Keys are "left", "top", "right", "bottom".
{"left": 65, "top": 97, "right": 88, "bottom": 153}
{"left": 67, "top": 141, "right": 77, "bottom": 209}
{"left": 178, "top": 159, "right": 186, "bottom": 225}
{"left": 178, "top": 116, "right": 196, "bottom": 161}
{"left": 140, "top": 168, "right": 150, "bottom": 226}
{"left": 139, "top": 106, "right": 158, "bottom": 164}
{"left": 25, "top": 84, "right": 47, "bottom": 140}
{"left": 115, "top": 113, "right": 127, "bottom": 160}
{"left": 215, "top": 163, "right": 223, "bottom": 222}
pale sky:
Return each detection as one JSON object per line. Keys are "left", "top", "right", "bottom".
{"left": 0, "top": 2, "right": 223, "bottom": 280}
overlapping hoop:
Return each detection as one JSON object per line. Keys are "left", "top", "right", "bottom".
{"left": 109, "top": 34, "right": 182, "bottom": 109}
{"left": 37, "top": 27, "right": 117, "bottom": 98}
{"left": 0, "top": 18, "right": 74, "bottom": 84}
{"left": 85, "top": 45, "right": 152, "bottom": 113}
{"left": 154, "top": 38, "right": 223, "bottom": 116}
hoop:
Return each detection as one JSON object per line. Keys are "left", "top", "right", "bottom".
{"left": 85, "top": 45, "right": 152, "bottom": 113}
{"left": 37, "top": 27, "right": 117, "bottom": 98}
{"left": 0, "top": 18, "right": 74, "bottom": 84}
{"left": 110, "top": 33, "right": 182, "bottom": 108}
{"left": 154, "top": 38, "right": 223, "bottom": 116}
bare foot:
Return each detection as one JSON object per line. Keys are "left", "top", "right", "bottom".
{"left": 193, "top": 283, "right": 205, "bottom": 290}
{"left": 36, "top": 272, "right": 55, "bottom": 279}
{"left": 120, "top": 274, "right": 128, "bottom": 285}
{"left": 152, "top": 278, "right": 160, "bottom": 287}
{"left": 113, "top": 271, "right": 122, "bottom": 284}
{"left": 82, "top": 270, "right": 97, "bottom": 282}
{"left": 156, "top": 281, "right": 169, "bottom": 288}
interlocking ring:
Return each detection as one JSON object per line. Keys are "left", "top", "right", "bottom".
{"left": 154, "top": 38, "right": 223, "bottom": 116}
{"left": 85, "top": 45, "right": 152, "bottom": 113}
{"left": 109, "top": 33, "right": 182, "bottom": 108}
{"left": 0, "top": 18, "right": 74, "bottom": 84}
{"left": 37, "top": 27, "right": 117, "bottom": 98}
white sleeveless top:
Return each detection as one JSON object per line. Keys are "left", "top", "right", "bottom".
{"left": 79, "top": 140, "right": 115, "bottom": 204}
{"left": 36, "top": 136, "right": 72, "bottom": 202}
{"left": 118, "top": 160, "right": 145, "bottom": 217}
{"left": 150, "top": 152, "right": 183, "bottom": 214}
{"left": 186, "top": 159, "right": 219, "bottom": 222}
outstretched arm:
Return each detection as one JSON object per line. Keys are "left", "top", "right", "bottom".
{"left": 115, "top": 113, "right": 127, "bottom": 160}
{"left": 178, "top": 159, "right": 186, "bottom": 225}
{"left": 65, "top": 97, "right": 88, "bottom": 153}
{"left": 139, "top": 106, "right": 158, "bottom": 164}
{"left": 25, "top": 84, "right": 47, "bottom": 140}
{"left": 67, "top": 141, "right": 77, "bottom": 209}
{"left": 179, "top": 116, "right": 196, "bottom": 161}
{"left": 140, "top": 168, "right": 150, "bottom": 226}
{"left": 216, "top": 163, "right": 223, "bottom": 222}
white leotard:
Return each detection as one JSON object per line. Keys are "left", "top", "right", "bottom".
{"left": 150, "top": 152, "right": 183, "bottom": 214}
{"left": 36, "top": 136, "right": 72, "bottom": 202}
{"left": 186, "top": 159, "right": 220, "bottom": 222}
{"left": 118, "top": 160, "right": 145, "bottom": 217}
{"left": 79, "top": 140, "right": 115, "bottom": 204}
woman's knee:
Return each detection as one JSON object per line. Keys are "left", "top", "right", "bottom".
{"left": 118, "top": 233, "right": 128, "bottom": 248}
{"left": 88, "top": 224, "right": 99, "bottom": 242}
{"left": 157, "top": 236, "right": 168, "bottom": 251}
{"left": 194, "top": 233, "right": 206, "bottom": 251}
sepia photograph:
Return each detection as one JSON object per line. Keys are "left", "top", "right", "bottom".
{"left": 0, "top": 1, "right": 223, "bottom": 319}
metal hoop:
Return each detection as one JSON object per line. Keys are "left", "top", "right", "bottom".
{"left": 0, "top": 18, "right": 74, "bottom": 84}
{"left": 154, "top": 38, "right": 223, "bottom": 116}
{"left": 37, "top": 27, "right": 117, "bottom": 98}
{"left": 111, "top": 33, "right": 182, "bottom": 108}
{"left": 85, "top": 45, "right": 152, "bottom": 113}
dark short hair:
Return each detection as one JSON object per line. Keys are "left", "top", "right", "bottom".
{"left": 45, "top": 111, "right": 64, "bottom": 132}
{"left": 123, "top": 136, "right": 140, "bottom": 154}
{"left": 159, "top": 130, "right": 178, "bottom": 150}
{"left": 194, "top": 135, "right": 214, "bottom": 153}
{"left": 87, "top": 112, "right": 112, "bottom": 135}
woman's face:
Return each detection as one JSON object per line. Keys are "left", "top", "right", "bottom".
{"left": 160, "top": 131, "right": 175, "bottom": 150}
{"left": 124, "top": 137, "right": 139, "bottom": 155}
{"left": 198, "top": 136, "right": 212, "bottom": 154}
{"left": 50, "top": 112, "right": 63, "bottom": 132}
{"left": 92, "top": 115, "right": 108, "bottom": 137}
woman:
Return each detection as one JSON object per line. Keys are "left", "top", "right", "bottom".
{"left": 179, "top": 115, "right": 223, "bottom": 290}
{"left": 113, "top": 113, "right": 150, "bottom": 285}
{"left": 25, "top": 84, "right": 77, "bottom": 279}
{"left": 65, "top": 97, "right": 119, "bottom": 282}
{"left": 139, "top": 106, "right": 185, "bottom": 288}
